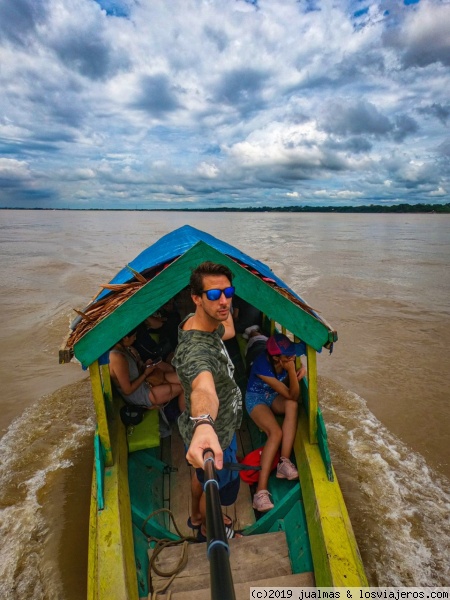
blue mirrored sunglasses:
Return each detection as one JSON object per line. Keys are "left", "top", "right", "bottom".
{"left": 201, "top": 286, "right": 235, "bottom": 301}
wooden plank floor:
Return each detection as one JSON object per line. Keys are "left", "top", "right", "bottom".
{"left": 155, "top": 573, "right": 315, "bottom": 600}
{"left": 149, "top": 531, "right": 315, "bottom": 598}
{"left": 143, "top": 426, "right": 316, "bottom": 600}
{"left": 165, "top": 424, "right": 255, "bottom": 539}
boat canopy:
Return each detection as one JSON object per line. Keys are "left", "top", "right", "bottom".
{"left": 68, "top": 225, "right": 337, "bottom": 367}
{"left": 97, "top": 225, "right": 301, "bottom": 302}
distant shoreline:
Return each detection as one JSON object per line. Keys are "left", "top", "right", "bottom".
{"left": 1, "top": 203, "right": 449, "bottom": 213}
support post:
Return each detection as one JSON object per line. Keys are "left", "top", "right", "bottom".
{"left": 89, "top": 360, "right": 113, "bottom": 466}
{"left": 294, "top": 335, "right": 303, "bottom": 402}
{"left": 306, "top": 345, "right": 318, "bottom": 444}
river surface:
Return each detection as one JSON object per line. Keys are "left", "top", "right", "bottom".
{"left": 0, "top": 210, "right": 449, "bottom": 597}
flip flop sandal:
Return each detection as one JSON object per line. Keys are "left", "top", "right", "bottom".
{"left": 189, "top": 514, "right": 230, "bottom": 531}
{"left": 187, "top": 516, "right": 201, "bottom": 531}
{"left": 196, "top": 524, "right": 242, "bottom": 543}
{"left": 225, "top": 524, "right": 243, "bottom": 539}
{"left": 196, "top": 528, "right": 207, "bottom": 543}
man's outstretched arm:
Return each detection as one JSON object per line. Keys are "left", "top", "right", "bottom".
{"left": 186, "top": 371, "right": 223, "bottom": 469}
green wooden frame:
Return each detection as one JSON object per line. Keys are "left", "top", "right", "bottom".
{"left": 74, "top": 241, "right": 335, "bottom": 367}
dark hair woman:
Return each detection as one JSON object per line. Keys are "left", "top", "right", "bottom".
{"left": 109, "top": 329, "right": 185, "bottom": 412}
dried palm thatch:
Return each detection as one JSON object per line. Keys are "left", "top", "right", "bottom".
{"left": 66, "top": 281, "right": 144, "bottom": 349}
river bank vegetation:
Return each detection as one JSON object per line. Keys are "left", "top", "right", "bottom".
{"left": 2, "top": 203, "right": 449, "bottom": 213}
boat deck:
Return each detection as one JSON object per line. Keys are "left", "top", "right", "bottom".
{"left": 162, "top": 418, "right": 256, "bottom": 539}
{"left": 150, "top": 531, "right": 314, "bottom": 599}
{"left": 134, "top": 423, "right": 314, "bottom": 600}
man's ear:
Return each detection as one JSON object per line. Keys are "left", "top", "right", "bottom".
{"left": 191, "top": 294, "right": 202, "bottom": 307}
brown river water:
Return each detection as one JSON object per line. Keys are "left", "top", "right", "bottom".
{"left": 0, "top": 210, "right": 449, "bottom": 598}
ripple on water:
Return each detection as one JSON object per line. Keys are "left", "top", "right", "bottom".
{"left": 319, "top": 376, "right": 450, "bottom": 586}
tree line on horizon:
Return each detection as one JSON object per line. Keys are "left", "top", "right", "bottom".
{"left": 172, "top": 202, "right": 450, "bottom": 213}
{"left": 2, "top": 202, "right": 450, "bottom": 213}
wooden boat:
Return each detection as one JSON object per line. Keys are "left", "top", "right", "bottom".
{"left": 60, "top": 225, "right": 368, "bottom": 599}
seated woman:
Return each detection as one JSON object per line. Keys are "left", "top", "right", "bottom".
{"left": 109, "top": 328, "right": 185, "bottom": 412}
{"left": 245, "top": 333, "right": 306, "bottom": 513}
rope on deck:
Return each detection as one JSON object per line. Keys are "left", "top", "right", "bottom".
{"left": 142, "top": 507, "right": 198, "bottom": 599}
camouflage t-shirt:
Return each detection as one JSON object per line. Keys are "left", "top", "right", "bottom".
{"left": 172, "top": 315, "right": 243, "bottom": 449}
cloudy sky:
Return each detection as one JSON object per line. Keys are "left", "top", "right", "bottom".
{"left": 1, "top": 0, "right": 449, "bottom": 209}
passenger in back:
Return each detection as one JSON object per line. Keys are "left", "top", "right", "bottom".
{"left": 245, "top": 333, "right": 306, "bottom": 513}
{"left": 242, "top": 325, "right": 268, "bottom": 375}
{"left": 133, "top": 317, "right": 172, "bottom": 363}
{"left": 232, "top": 296, "right": 262, "bottom": 334}
{"left": 141, "top": 299, "right": 181, "bottom": 360}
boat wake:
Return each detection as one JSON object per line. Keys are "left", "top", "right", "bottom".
{"left": 0, "top": 379, "right": 95, "bottom": 600}
{"left": 319, "top": 376, "right": 450, "bottom": 587}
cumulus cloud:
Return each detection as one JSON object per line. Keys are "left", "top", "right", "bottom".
{"left": 397, "top": 3, "right": 450, "bottom": 68}
{"left": 214, "top": 68, "right": 269, "bottom": 115}
{"left": 197, "top": 162, "right": 219, "bottom": 179}
{"left": 0, "top": 0, "right": 448, "bottom": 208}
{"left": 0, "top": 158, "right": 31, "bottom": 182}
{"left": 438, "top": 138, "right": 450, "bottom": 158}
{"left": 0, "top": 0, "right": 48, "bottom": 46}
{"left": 430, "top": 186, "right": 447, "bottom": 196}
{"left": 418, "top": 103, "right": 450, "bottom": 125}
{"left": 323, "top": 100, "right": 392, "bottom": 137}
{"left": 133, "top": 74, "right": 183, "bottom": 117}
{"left": 392, "top": 114, "right": 419, "bottom": 142}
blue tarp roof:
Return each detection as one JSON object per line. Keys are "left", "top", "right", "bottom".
{"left": 96, "top": 224, "right": 303, "bottom": 303}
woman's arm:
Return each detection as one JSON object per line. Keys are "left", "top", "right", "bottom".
{"left": 109, "top": 352, "right": 150, "bottom": 395}
{"left": 257, "top": 373, "right": 293, "bottom": 399}
{"left": 258, "top": 359, "right": 303, "bottom": 400}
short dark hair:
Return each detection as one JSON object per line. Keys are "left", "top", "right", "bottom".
{"left": 190, "top": 261, "right": 233, "bottom": 296}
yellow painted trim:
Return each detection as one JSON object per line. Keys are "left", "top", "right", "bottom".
{"left": 306, "top": 345, "right": 318, "bottom": 444}
{"left": 89, "top": 361, "right": 113, "bottom": 466}
{"left": 100, "top": 363, "right": 113, "bottom": 416}
{"left": 294, "top": 412, "right": 368, "bottom": 587}
{"left": 87, "top": 467, "right": 98, "bottom": 600}
{"left": 89, "top": 396, "right": 139, "bottom": 600}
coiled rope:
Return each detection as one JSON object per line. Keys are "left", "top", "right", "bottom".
{"left": 141, "top": 507, "right": 198, "bottom": 600}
